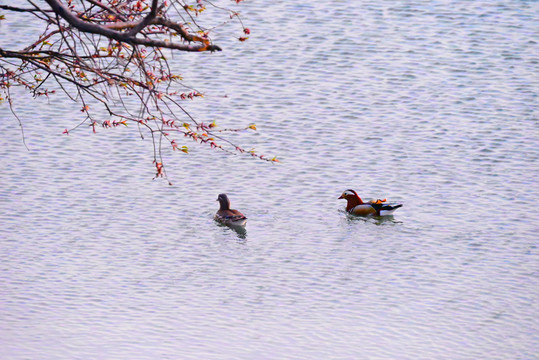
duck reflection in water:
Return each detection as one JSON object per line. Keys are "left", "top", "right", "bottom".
{"left": 215, "top": 220, "right": 247, "bottom": 239}
{"left": 343, "top": 211, "right": 402, "bottom": 225}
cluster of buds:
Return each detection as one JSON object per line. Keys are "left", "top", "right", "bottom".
{"left": 35, "top": 89, "right": 56, "bottom": 97}
{"left": 184, "top": 131, "right": 219, "bottom": 149}
{"left": 183, "top": 2, "right": 206, "bottom": 16}
{"left": 195, "top": 121, "right": 216, "bottom": 131}
{"left": 247, "top": 148, "right": 279, "bottom": 162}
{"left": 170, "top": 139, "right": 189, "bottom": 153}
{"left": 154, "top": 162, "right": 164, "bottom": 178}
{"left": 179, "top": 91, "right": 203, "bottom": 100}
{"left": 101, "top": 120, "right": 128, "bottom": 128}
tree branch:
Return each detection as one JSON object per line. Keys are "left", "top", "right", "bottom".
{"left": 43, "top": 0, "right": 221, "bottom": 52}
{"left": 1, "top": 0, "right": 272, "bottom": 178}
{"left": 0, "top": 5, "right": 52, "bottom": 13}
{"left": 44, "top": 0, "right": 131, "bottom": 41}
{"left": 127, "top": 0, "right": 159, "bottom": 36}
{"left": 84, "top": 0, "right": 126, "bottom": 21}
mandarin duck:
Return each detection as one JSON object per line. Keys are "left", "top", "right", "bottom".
{"left": 215, "top": 193, "right": 247, "bottom": 226}
{"left": 338, "top": 189, "right": 402, "bottom": 216}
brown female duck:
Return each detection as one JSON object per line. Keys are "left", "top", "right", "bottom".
{"left": 215, "top": 193, "right": 247, "bottom": 226}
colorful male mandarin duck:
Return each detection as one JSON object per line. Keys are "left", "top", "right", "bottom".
{"left": 215, "top": 193, "right": 247, "bottom": 226}
{"left": 338, "top": 189, "right": 403, "bottom": 216}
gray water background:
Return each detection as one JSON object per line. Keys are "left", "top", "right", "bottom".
{"left": 0, "top": 1, "right": 538, "bottom": 359}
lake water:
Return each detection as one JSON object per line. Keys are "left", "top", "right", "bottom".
{"left": 1, "top": 1, "right": 538, "bottom": 359}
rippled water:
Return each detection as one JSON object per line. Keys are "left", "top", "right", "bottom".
{"left": 1, "top": 1, "right": 538, "bottom": 359}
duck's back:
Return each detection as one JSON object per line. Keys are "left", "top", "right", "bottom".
{"left": 216, "top": 209, "right": 247, "bottom": 226}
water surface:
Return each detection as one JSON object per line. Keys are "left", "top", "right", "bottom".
{"left": 0, "top": 1, "right": 537, "bottom": 359}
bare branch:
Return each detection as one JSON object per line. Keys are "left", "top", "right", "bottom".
{"left": 5, "top": 86, "right": 30, "bottom": 151}
{"left": 0, "top": 5, "right": 52, "bottom": 13}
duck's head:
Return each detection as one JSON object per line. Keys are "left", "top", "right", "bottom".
{"left": 338, "top": 189, "right": 363, "bottom": 203}
{"left": 216, "top": 193, "right": 231, "bottom": 210}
